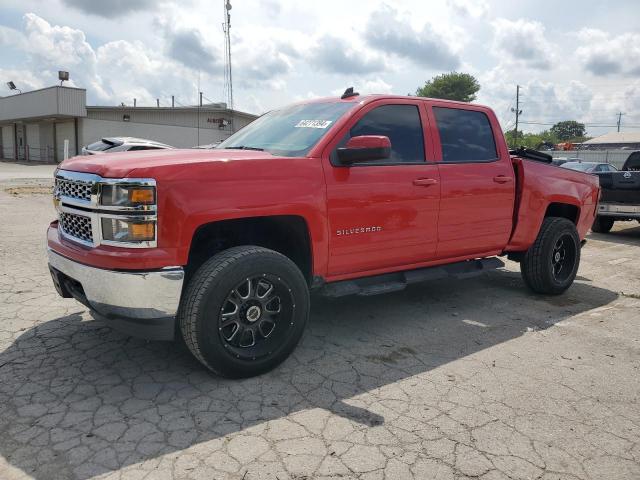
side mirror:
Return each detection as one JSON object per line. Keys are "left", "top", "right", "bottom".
{"left": 337, "top": 135, "right": 391, "bottom": 165}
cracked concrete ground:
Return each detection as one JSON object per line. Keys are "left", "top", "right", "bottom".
{"left": 0, "top": 163, "right": 639, "bottom": 480}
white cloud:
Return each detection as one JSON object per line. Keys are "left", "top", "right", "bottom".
{"left": 364, "top": 3, "right": 461, "bottom": 70}
{"left": 576, "top": 29, "right": 640, "bottom": 76}
{"left": 447, "top": 0, "right": 488, "bottom": 18}
{"left": 491, "top": 18, "right": 556, "bottom": 70}
{"left": 309, "top": 35, "right": 385, "bottom": 75}
{"left": 61, "top": 0, "right": 157, "bottom": 17}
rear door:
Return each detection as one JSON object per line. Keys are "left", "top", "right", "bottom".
{"left": 428, "top": 103, "right": 516, "bottom": 259}
{"left": 323, "top": 100, "right": 441, "bottom": 277}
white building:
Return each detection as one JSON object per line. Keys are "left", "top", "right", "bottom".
{"left": 0, "top": 86, "right": 258, "bottom": 162}
{"left": 581, "top": 131, "right": 640, "bottom": 150}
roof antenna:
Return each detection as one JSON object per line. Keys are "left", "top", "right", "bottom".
{"left": 341, "top": 87, "right": 359, "bottom": 99}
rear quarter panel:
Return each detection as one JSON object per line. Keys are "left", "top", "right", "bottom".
{"left": 506, "top": 158, "right": 599, "bottom": 251}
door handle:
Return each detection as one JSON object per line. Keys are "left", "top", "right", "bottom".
{"left": 493, "top": 175, "right": 512, "bottom": 184}
{"left": 413, "top": 178, "right": 438, "bottom": 187}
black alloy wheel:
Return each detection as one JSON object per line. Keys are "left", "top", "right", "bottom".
{"left": 551, "top": 234, "right": 577, "bottom": 283}
{"left": 218, "top": 275, "right": 295, "bottom": 360}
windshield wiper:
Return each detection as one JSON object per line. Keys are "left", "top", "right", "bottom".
{"left": 225, "top": 146, "right": 265, "bottom": 151}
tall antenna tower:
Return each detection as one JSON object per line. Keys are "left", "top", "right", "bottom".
{"left": 222, "top": 0, "right": 234, "bottom": 131}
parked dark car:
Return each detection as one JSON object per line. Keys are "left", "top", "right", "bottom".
{"left": 561, "top": 161, "right": 618, "bottom": 174}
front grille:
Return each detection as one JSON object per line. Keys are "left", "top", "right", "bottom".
{"left": 55, "top": 178, "right": 93, "bottom": 202}
{"left": 59, "top": 212, "right": 93, "bottom": 244}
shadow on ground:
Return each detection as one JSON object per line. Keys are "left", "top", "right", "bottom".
{"left": 587, "top": 222, "right": 640, "bottom": 247}
{"left": 0, "top": 270, "right": 619, "bottom": 479}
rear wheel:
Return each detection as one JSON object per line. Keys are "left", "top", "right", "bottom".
{"left": 179, "top": 246, "right": 309, "bottom": 378}
{"left": 520, "top": 217, "right": 580, "bottom": 295}
{"left": 591, "top": 216, "right": 614, "bottom": 233}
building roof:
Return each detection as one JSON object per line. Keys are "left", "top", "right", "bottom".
{"left": 583, "top": 131, "right": 640, "bottom": 144}
{"left": 86, "top": 105, "right": 257, "bottom": 120}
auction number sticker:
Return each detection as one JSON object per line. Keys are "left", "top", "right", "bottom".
{"left": 295, "top": 120, "right": 333, "bottom": 129}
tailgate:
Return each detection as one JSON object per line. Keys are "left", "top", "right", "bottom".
{"left": 598, "top": 172, "right": 640, "bottom": 204}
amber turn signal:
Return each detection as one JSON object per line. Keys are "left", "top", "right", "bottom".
{"left": 128, "top": 188, "right": 155, "bottom": 205}
{"left": 129, "top": 222, "right": 155, "bottom": 241}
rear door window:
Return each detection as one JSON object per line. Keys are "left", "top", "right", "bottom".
{"left": 433, "top": 107, "right": 498, "bottom": 163}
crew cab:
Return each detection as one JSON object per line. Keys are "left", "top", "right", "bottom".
{"left": 591, "top": 152, "right": 640, "bottom": 232}
{"left": 47, "top": 91, "right": 600, "bottom": 378}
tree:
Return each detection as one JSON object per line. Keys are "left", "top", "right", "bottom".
{"left": 550, "top": 121, "right": 586, "bottom": 141}
{"left": 504, "top": 129, "right": 560, "bottom": 150}
{"left": 415, "top": 72, "right": 480, "bottom": 102}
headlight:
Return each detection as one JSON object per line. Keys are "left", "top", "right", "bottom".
{"left": 100, "top": 184, "right": 155, "bottom": 208}
{"left": 101, "top": 218, "right": 156, "bottom": 243}
{"left": 99, "top": 180, "right": 157, "bottom": 246}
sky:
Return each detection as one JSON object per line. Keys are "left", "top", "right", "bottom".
{"left": 1, "top": 0, "right": 639, "bottom": 136}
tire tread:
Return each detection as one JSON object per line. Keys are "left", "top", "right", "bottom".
{"left": 178, "top": 246, "right": 296, "bottom": 376}
{"left": 521, "top": 217, "right": 579, "bottom": 294}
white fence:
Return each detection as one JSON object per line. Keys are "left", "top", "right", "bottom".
{"left": 549, "top": 150, "right": 631, "bottom": 169}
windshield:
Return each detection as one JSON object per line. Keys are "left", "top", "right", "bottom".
{"left": 86, "top": 140, "right": 115, "bottom": 152}
{"left": 217, "top": 102, "right": 355, "bottom": 156}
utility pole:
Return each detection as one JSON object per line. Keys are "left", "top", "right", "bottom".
{"left": 223, "top": 0, "right": 234, "bottom": 132}
{"left": 197, "top": 91, "right": 202, "bottom": 146}
{"left": 511, "top": 85, "right": 522, "bottom": 146}
{"left": 616, "top": 112, "right": 625, "bottom": 132}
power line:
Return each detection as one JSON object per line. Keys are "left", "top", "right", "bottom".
{"left": 519, "top": 121, "right": 640, "bottom": 128}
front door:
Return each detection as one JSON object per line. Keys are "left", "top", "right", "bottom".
{"left": 323, "top": 101, "right": 441, "bottom": 277}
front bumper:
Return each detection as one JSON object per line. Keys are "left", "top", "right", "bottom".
{"left": 48, "top": 249, "right": 184, "bottom": 341}
{"left": 597, "top": 203, "right": 640, "bottom": 218}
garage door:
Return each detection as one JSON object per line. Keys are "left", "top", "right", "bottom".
{"left": 1, "top": 125, "right": 14, "bottom": 159}
{"left": 55, "top": 121, "right": 76, "bottom": 161}
{"left": 26, "top": 123, "right": 40, "bottom": 161}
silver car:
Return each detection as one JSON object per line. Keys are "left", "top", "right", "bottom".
{"left": 82, "top": 137, "right": 174, "bottom": 155}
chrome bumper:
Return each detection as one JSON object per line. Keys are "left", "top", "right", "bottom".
{"left": 598, "top": 203, "right": 640, "bottom": 217}
{"left": 48, "top": 249, "right": 184, "bottom": 340}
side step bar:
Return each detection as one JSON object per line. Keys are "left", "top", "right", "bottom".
{"left": 319, "top": 257, "right": 505, "bottom": 298}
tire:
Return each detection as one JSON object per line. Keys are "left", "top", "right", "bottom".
{"left": 591, "top": 216, "right": 614, "bottom": 233}
{"left": 178, "top": 246, "right": 310, "bottom": 378}
{"left": 520, "top": 217, "right": 581, "bottom": 295}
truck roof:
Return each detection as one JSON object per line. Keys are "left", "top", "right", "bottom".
{"left": 297, "top": 93, "right": 489, "bottom": 109}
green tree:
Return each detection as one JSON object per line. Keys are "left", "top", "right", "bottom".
{"left": 550, "top": 121, "right": 586, "bottom": 141}
{"left": 415, "top": 72, "right": 480, "bottom": 102}
{"left": 504, "top": 129, "right": 558, "bottom": 150}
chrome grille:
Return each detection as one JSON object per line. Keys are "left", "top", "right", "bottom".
{"left": 55, "top": 178, "right": 93, "bottom": 202}
{"left": 59, "top": 212, "right": 93, "bottom": 244}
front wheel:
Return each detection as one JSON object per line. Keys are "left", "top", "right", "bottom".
{"left": 520, "top": 217, "right": 580, "bottom": 295}
{"left": 591, "top": 216, "right": 614, "bottom": 233}
{"left": 178, "top": 246, "right": 310, "bottom": 378}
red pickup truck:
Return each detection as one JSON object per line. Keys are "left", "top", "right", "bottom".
{"left": 48, "top": 91, "right": 600, "bottom": 378}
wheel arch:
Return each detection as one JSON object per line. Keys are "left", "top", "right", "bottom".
{"left": 544, "top": 202, "right": 580, "bottom": 224}
{"left": 185, "top": 215, "right": 314, "bottom": 285}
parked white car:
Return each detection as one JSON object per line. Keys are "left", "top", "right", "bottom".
{"left": 82, "top": 137, "right": 174, "bottom": 155}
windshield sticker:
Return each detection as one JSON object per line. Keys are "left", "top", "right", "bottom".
{"left": 294, "top": 120, "right": 333, "bottom": 129}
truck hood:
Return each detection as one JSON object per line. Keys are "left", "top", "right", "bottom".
{"left": 59, "top": 149, "right": 281, "bottom": 179}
